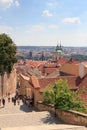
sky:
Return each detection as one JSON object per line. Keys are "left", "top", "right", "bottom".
{"left": 0, "top": 0, "right": 87, "bottom": 47}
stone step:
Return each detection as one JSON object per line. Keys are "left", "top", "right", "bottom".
{"left": 1, "top": 124, "right": 86, "bottom": 130}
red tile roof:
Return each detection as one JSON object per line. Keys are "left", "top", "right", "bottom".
{"left": 44, "top": 68, "right": 59, "bottom": 75}
{"left": 31, "top": 76, "right": 79, "bottom": 90}
{"left": 58, "top": 58, "right": 68, "bottom": 65}
{"left": 30, "top": 76, "right": 40, "bottom": 88}
{"left": 78, "top": 75, "right": 87, "bottom": 88}
{"left": 26, "top": 60, "right": 46, "bottom": 68}
{"left": 38, "top": 77, "right": 58, "bottom": 89}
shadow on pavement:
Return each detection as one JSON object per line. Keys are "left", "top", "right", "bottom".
{"left": 20, "top": 104, "right": 38, "bottom": 113}
{"left": 41, "top": 112, "right": 63, "bottom": 124}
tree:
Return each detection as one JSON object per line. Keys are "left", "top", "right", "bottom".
{"left": 43, "top": 79, "right": 86, "bottom": 112}
{"left": 0, "top": 33, "right": 17, "bottom": 97}
{"left": 43, "top": 85, "right": 54, "bottom": 104}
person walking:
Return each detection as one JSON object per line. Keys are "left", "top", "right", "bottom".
{"left": 17, "top": 98, "right": 20, "bottom": 105}
{"left": 0, "top": 99, "right": 1, "bottom": 106}
{"left": 8, "top": 96, "right": 10, "bottom": 102}
{"left": 12, "top": 97, "right": 14, "bottom": 103}
{"left": 2, "top": 98, "right": 5, "bottom": 107}
{"left": 13, "top": 98, "right": 16, "bottom": 106}
{"left": 8, "top": 92, "right": 10, "bottom": 102}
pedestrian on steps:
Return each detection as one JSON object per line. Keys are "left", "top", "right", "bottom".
{"left": 17, "top": 98, "right": 20, "bottom": 105}
{"left": 8, "top": 92, "right": 10, "bottom": 102}
{"left": 0, "top": 99, "right": 1, "bottom": 106}
{"left": 13, "top": 98, "right": 16, "bottom": 106}
{"left": 2, "top": 98, "right": 5, "bottom": 107}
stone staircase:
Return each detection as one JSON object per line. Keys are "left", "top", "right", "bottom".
{"left": 0, "top": 97, "right": 86, "bottom": 130}
{"left": 1, "top": 125, "right": 87, "bottom": 130}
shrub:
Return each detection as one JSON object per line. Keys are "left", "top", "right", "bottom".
{"left": 43, "top": 79, "right": 86, "bottom": 112}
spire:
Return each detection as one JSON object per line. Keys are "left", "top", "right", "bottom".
{"left": 56, "top": 42, "right": 60, "bottom": 51}
{"left": 56, "top": 41, "right": 62, "bottom": 51}
{"left": 60, "top": 42, "right": 62, "bottom": 51}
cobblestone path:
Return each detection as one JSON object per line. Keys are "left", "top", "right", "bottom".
{"left": 0, "top": 96, "right": 86, "bottom": 130}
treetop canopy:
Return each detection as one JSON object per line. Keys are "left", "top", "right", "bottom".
{"left": 0, "top": 33, "right": 17, "bottom": 74}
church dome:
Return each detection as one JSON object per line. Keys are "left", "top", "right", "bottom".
{"left": 55, "top": 44, "right": 63, "bottom": 54}
{"left": 56, "top": 49, "right": 63, "bottom": 54}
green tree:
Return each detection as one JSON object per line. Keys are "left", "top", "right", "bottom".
{"left": 43, "top": 85, "right": 54, "bottom": 104}
{"left": 43, "top": 79, "right": 86, "bottom": 112}
{"left": 0, "top": 33, "right": 17, "bottom": 97}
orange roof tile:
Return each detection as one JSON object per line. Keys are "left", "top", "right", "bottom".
{"left": 44, "top": 68, "right": 59, "bottom": 74}
{"left": 30, "top": 76, "right": 40, "bottom": 88}
{"left": 38, "top": 76, "right": 79, "bottom": 91}
{"left": 58, "top": 58, "right": 68, "bottom": 65}
{"left": 26, "top": 60, "right": 46, "bottom": 68}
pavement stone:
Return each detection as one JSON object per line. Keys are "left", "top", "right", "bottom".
{"left": 1, "top": 125, "right": 87, "bottom": 130}
{"left": 0, "top": 96, "right": 86, "bottom": 130}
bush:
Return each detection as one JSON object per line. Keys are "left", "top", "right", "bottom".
{"left": 43, "top": 79, "right": 86, "bottom": 112}
{"left": 43, "top": 87, "right": 54, "bottom": 104}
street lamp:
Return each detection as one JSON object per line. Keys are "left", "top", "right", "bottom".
{"left": 53, "top": 84, "right": 57, "bottom": 117}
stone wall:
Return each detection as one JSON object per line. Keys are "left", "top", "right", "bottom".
{"left": 34, "top": 90, "right": 43, "bottom": 106}
{"left": 37, "top": 102, "right": 87, "bottom": 126}
{"left": 0, "top": 68, "right": 17, "bottom": 97}
{"left": 19, "top": 74, "right": 33, "bottom": 97}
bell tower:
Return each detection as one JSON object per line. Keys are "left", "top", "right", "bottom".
{"left": 53, "top": 42, "right": 63, "bottom": 61}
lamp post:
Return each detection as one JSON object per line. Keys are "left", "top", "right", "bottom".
{"left": 53, "top": 84, "right": 57, "bottom": 117}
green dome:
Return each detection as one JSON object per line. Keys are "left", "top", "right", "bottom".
{"left": 53, "top": 49, "right": 63, "bottom": 54}
{"left": 56, "top": 50, "right": 62, "bottom": 54}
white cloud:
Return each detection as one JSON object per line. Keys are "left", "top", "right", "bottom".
{"left": 42, "top": 10, "right": 53, "bottom": 17}
{"left": 48, "top": 24, "right": 58, "bottom": 29}
{"left": 0, "top": 25, "right": 13, "bottom": 33}
{"left": 9, "top": 25, "right": 87, "bottom": 47}
{"left": 0, "top": 0, "right": 13, "bottom": 8}
{"left": 47, "top": 1, "right": 58, "bottom": 8}
{"left": 26, "top": 24, "right": 58, "bottom": 33}
{"left": 62, "top": 17, "right": 80, "bottom": 24}
{"left": 47, "top": 2, "right": 54, "bottom": 7}
{"left": 0, "top": 0, "right": 20, "bottom": 9}
{"left": 15, "top": 0, "right": 20, "bottom": 7}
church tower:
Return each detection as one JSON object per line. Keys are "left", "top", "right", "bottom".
{"left": 52, "top": 42, "right": 63, "bottom": 61}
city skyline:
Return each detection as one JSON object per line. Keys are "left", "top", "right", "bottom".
{"left": 0, "top": 0, "right": 87, "bottom": 47}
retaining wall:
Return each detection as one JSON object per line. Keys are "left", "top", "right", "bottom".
{"left": 37, "top": 102, "right": 87, "bottom": 126}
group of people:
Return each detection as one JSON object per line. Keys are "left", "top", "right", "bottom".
{"left": 12, "top": 96, "right": 20, "bottom": 106}
{"left": 0, "top": 91, "right": 20, "bottom": 108}
{"left": 25, "top": 96, "right": 34, "bottom": 107}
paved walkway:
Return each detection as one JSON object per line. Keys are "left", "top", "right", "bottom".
{"left": 0, "top": 96, "right": 87, "bottom": 130}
